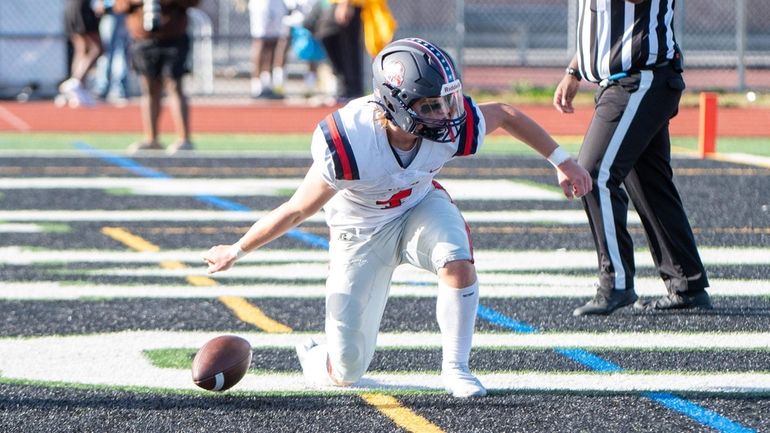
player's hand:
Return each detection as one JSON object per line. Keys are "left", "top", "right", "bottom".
{"left": 202, "top": 245, "right": 237, "bottom": 274}
{"left": 553, "top": 75, "right": 580, "bottom": 114}
{"left": 556, "top": 159, "right": 592, "bottom": 200}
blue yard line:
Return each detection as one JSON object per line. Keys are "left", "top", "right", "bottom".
{"left": 476, "top": 304, "right": 538, "bottom": 334}
{"left": 553, "top": 348, "right": 623, "bottom": 372}
{"left": 76, "top": 142, "right": 755, "bottom": 433}
{"left": 195, "top": 194, "right": 252, "bottom": 212}
{"left": 481, "top": 303, "right": 756, "bottom": 432}
{"left": 74, "top": 143, "right": 170, "bottom": 179}
{"left": 643, "top": 392, "right": 756, "bottom": 433}
{"left": 75, "top": 143, "right": 329, "bottom": 249}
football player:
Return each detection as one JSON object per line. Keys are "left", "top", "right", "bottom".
{"left": 203, "top": 38, "right": 592, "bottom": 398}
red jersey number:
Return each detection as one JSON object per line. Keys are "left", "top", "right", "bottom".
{"left": 376, "top": 188, "right": 412, "bottom": 209}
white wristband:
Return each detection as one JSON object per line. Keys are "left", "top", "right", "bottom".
{"left": 546, "top": 146, "right": 572, "bottom": 168}
{"left": 227, "top": 242, "right": 247, "bottom": 261}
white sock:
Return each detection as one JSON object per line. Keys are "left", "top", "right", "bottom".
{"left": 272, "top": 66, "right": 284, "bottom": 88}
{"left": 436, "top": 280, "right": 479, "bottom": 369}
{"left": 250, "top": 77, "right": 263, "bottom": 96}
{"left": 259, "top": 71, "right": 272, "bottom": 89}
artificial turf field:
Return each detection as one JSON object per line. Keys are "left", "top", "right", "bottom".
{"left": 1, "top": 142, "right": 769, "bottom": 432}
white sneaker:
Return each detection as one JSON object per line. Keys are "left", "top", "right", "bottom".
{"left": 166, "top": 140, "right": 194, "bottom": 155}
{"left": 58, "top": 79, "right": 95, "bottom": 108}
{"left": 295, "top": 338, "right": 334, "bottom": 387}
{"left": 441, "top": 363, "right": 487, "bottom": 398}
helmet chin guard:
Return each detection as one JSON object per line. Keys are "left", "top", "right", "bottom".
{"left": 372, "top": 38, "right": 466, "bottom": 143}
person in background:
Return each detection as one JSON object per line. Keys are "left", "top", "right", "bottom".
{"left": 203, "top": 38, "right": 591, "bottom": 398}
{"left": 114, "top": 0, "right": 199, "bottom": 155}
{"left": 284, "top": 0, "right": 326, "bottom": 97}
{"left": 60, "top": 0, "right": 104, "bottom": 107}
{"left": 554, "top": 0, "right": 712, "bottom": 316}
{"left": 316, "top": 0, "right": 363, "bottom": 102}
{"left": 248, "top": 0, "right": 290, "bottom": 99}
{"left": 93, "top": 0, "right": 131, "bottom": 103}
{"left": 314, "top": 0, "right": 396, "bottom": 103}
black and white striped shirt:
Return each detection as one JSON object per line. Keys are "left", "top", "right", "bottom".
{"left": 576, "top": 0, "right": 678, "bottom": 83}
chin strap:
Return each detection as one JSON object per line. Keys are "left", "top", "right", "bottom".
{"left": 368, "top": 99, "right": 394, "bottom": 121}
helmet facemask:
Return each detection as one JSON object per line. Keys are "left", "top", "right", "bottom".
{"left": 408, "top": 86, "right": 466, "bottom": 142}
{"left": 372, "top": 38, "right": 467, "bottom": 143}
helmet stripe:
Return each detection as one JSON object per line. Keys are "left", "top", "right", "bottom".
{"left": 401, "top": 38, "right": 456, "bottom": 83}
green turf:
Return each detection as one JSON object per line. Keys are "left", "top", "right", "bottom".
{"left": 0, "top": 132, "right": 767, "bottom": 157}
{"left": 145, "top": 348, "right": 195, "bottom": 370}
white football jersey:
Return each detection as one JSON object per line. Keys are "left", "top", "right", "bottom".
{"left": 310, "top": 96, "right": 486, "bottom": 231}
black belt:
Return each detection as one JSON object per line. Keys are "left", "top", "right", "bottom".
{"left": 640, "top": 60, "right": 671, "bottom": 70}
{"left": 599, "top": 61, "right": 673, "bottom": 87}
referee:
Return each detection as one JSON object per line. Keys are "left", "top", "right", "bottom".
{"left": 554, "top": 0, "right": 712, "bottom": 316}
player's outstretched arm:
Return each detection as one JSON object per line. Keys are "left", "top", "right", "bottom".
{"left": 202, "top": 167, "right": 337, "bottom": 274}
{"left": 478, "top": 102, "right": 592, "bottom": 200}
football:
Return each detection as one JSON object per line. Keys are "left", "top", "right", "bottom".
{"left": 191, "top": 335, "right": 252, "bottom": 391}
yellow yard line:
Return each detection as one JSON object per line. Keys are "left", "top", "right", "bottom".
{"left": 101, "top": 226, "right": 290, "bottom": 330}
{"left": 159, "top": 260, "right": 185, "bottom": 269}
{"left": 359, "top": 393, "right": 444, "bottom": 433}
{"left": 159, "top": 261, "right": 218, "bottom": 286}
{"left": 101, "top": 227, "right": 160, "bottom": 252}
{"left": 185, "top": 275, "right": 219, "bottom": 286}
{"left": 218, "top": 295, "right": 292, "bottom": 333}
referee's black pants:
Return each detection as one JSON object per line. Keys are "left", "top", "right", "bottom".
{"left": 578, "top": 66, "right": 709, "bottom": 295}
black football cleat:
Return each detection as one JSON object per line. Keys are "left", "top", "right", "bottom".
{"left": 634, "top": 290, "right": 712, "bottom": 311}
{"left": 573, "top": 286, "right": 638, "bottom": 316}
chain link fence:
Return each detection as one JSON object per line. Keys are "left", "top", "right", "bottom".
{"left": 1, "top": 0, "right": 769, "bottom": 99}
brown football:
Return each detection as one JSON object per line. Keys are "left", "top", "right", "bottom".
{"left": 191, "top": 335, "right": 252, "bottom": 391}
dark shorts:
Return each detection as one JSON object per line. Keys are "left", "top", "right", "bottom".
{"left": 130, "top": 35, "right": 191, "bottom": 79}
{"left": 64, "top": 0, "right": 100, "bottom": 35}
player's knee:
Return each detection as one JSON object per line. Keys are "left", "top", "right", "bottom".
{"left": 328, "top": 332, "right": 367, "bottom": 383}
{"left": 439, "top": 260, "right": 477, "bottom": 288}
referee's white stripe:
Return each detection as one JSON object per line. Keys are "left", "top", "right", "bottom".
{"left": 596, "top": 71, "right": 653, "bottom": 289}
{"left": 646, "top": 0, "right": 661, "bottom": 65}
{"left": 622, "top": 1, "right": 635, "bottom": 71}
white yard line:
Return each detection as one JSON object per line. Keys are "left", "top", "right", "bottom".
{"left": 0, "top": 331, "right": 769, "bottom": 393}
{"left": 0, "top": 223, "right": 44, "bottom": 233}
{"left": 0, "top": 177, "right": 564, "bottom": 201}
{"left": 709, "top": 152, "right": 770, "bottom": 169}
{"left": 0, "top": 246, "right": 329, "bottom": 264}
{"left": 75, "top": 264, "right": 770, "bottom": 289}
{"left": 2, "top": 277, "right": 770, "bottom": 300}
{"left": 0, "top": 209, "right": 605, "bottom": 224}
{"left": 7, "top": 246, "right": 762, "bottom": 268}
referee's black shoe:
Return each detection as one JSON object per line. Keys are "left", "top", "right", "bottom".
{"left": 633, "top": 290, "right": 712, "bottom": 311}
{"left": 573, "top": 287, "right": 638, "bottom": 316}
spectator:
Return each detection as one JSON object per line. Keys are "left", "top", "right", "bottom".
{"left": 313, "top": 0, "right": 363, "bottom": 101}
{"left": 311, "top": 0, "right": 395, "bottom": 102}
{"left": 248, "top": 0, "right": 290, "bottom": 99}
{"left": 554, "top": 0, "right": 712, "bottom": 316}
{"left": 60, "top": 0, "right": 104, "bottom": 107}
{"left": 286, "top": 0, "right": 327, "bottom": 97}
{"left": 114, "top": 0, "right": 199, "bottom": 154}
{"left": 93, "top": 0, "right": 131, "bottom": 103}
